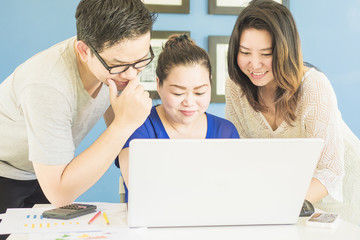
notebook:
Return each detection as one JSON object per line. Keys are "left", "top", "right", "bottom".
{"left": 127, "top": 138, "right": 324, "bottom": 227}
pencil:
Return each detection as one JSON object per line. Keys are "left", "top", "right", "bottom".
{"left": 88, "top": 211, "right": 101, "bottom": 224}
{"left": 103, "top": 211, "right": 110, "bottom": 225}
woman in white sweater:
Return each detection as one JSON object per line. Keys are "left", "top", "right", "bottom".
{"left": 225, "top": 0, "right": 360, "bottom": 224}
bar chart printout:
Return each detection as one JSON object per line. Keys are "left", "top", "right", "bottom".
{"left": 0, "top": 203, "right": 130, "bottom": 234}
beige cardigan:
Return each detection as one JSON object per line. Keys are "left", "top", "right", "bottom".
{"left": 225, "top": 68, "right": 360, "bottom": 224}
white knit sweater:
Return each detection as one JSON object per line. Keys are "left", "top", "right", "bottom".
{"left": 225, "top": 68, "right": 360, "bottom": 224}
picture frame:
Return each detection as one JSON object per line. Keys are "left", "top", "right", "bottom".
{"left": 143, "top": 0, "right": 190, "bottom": 14}
{"left": 208, "top": 36, "right": 230, "bottom": 103}
{"left": 140, "top": 30, "right": 191, "bottom": 99}
{"left": 208, "top": 0, "right": 290, "bottom": 15}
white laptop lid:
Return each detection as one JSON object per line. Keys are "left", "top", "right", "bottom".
{"left": 128, "top": 138, "right": 324, "bottom": 227}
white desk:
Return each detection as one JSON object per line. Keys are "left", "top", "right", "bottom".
{"left": 147, "top": 218, "right": 360, "bottom": 240}
{"left": 5, "top": 203, "right": 360, "bottom": 240}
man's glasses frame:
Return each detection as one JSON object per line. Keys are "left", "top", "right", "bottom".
{"left": 89, "top": 44, "right": 154, "bottom": 75}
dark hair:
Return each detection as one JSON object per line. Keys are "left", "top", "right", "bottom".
{"left": 75, "top": 0, "right": 157, "bottom": 52}
{"left": 227, "top": 0, "right": 303, "bottom": 125}
{"left": 156, "top": 34, "right": 212, "bottom": 86}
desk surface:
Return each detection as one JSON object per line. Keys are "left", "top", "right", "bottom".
{"left": 6, "top": 203, "right": 360, "bottom": 240}
{"left": 147, "top": 218, "right": 360, "bottom": 240}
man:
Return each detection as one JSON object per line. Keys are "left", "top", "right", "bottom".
{"left": 0, "top": 0, "right": 156, "bottom": 212}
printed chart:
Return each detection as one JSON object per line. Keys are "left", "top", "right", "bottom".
{"left": 0, "top": 202, "right": 128, "bottom": 234}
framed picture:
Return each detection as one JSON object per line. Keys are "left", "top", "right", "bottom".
{"left": 208, "top": 36, "right": 230, "bottom": 103}
{"left": 208, "top": 0, "right": 289, "bottom": 15}
{"left": 143, "top": 0, "right": 190, "bottom": 14}
{"left": 140, "top": 30, "right": 191, "bottom": 99}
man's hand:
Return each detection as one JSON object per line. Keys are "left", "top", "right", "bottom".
{"left": 108, "top": 77, "right": 152, "bottom": 131}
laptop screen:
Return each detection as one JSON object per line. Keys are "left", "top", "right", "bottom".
{"left": 128, "top": 138, "right": 323, "bottom": 227}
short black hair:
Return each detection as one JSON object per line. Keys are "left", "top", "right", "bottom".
{"left": 76, "top": 0, "right": 157, "bottom": 52}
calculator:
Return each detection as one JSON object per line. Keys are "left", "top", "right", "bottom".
{"left": 42, "top": 203, "right": 97, "bottom": 220}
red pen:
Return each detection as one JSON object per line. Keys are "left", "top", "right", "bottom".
{"left": 88, "top": 211, "right": 102, "bottom": 224}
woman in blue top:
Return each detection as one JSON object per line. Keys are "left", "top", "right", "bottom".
{"left": 116, "top": 34, "right": 239, "bottom": 201}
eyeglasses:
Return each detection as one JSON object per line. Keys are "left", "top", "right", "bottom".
{"left": 89, "top": 44, "right": 154, "bottom": 74}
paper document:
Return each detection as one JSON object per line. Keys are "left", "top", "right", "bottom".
{"left": 28, "top": 228, "right": 147, "bottom": 240}
{"left": 0, "top": 202, "right": 131, "bottom": 234}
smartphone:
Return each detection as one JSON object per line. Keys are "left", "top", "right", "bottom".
{"left": 306, "top": 213, "right": 339, "bottom": 228}
{"left": 42, "top": 203, "right": 97, "bottom": 220}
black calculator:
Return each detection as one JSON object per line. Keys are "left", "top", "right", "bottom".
{"left": 42, "top": 203, "right": 97, "bottom": 220}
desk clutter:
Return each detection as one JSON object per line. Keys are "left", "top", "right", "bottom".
{"left": 0, "top": 202, "right": 146, "bottom": 240}
{"left": 2, "top": 202, "right": 360, "bottom": 240}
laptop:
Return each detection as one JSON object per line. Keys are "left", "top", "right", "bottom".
{"left": 127, "top": 138, "right": 324, "bottom": 227}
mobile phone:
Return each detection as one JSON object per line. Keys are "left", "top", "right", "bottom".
{"left": 306, "top": 213, "right": 339, "bottom": 228}
{"left": 42, "top": 203, "right": 97, "bottom": 220}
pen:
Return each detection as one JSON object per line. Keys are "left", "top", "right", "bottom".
{"left": 103, "top": 211, "right": 110, "bottom": 225}
{"left": 88, "top": 211, "right": 101, "bottom": 224}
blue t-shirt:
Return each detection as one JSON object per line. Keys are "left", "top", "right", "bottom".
{"left": 116, "top": 105, "right": 240, "bottom": 202}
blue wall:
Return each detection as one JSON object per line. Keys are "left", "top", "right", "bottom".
{"left": 1, "top": 1, "right": 359, "bottom": 203}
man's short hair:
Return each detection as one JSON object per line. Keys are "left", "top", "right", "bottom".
{"left": 76, "top": 0, "right": 156, "bottom": 52}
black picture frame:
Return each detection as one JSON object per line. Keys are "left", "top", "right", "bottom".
{"left": 208, "top": 0, "right": 290, "bottom": 15}
{"left": 208, "top": 36, "right": 230, "bottom": 103}
{"left": 144, "top": 0, "right": 190, "bottom": 14}
{"left": 141, "top": 30, "right": 191, "bottom": 99}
